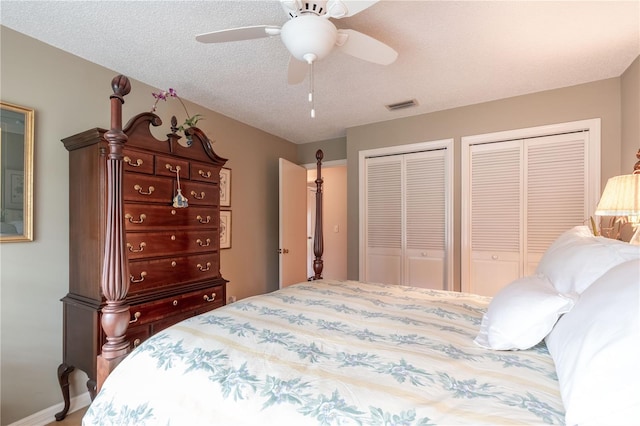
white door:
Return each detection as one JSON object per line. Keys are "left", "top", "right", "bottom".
{"left": 463, "top": 129, "right": 593, "bottom": 296}
{"left": 405, "top": 150, "right": 447, "bottom": 289}
{"left": 306, "top": 186, "right": 316, "bottom": 279}
{"left": 362, "top": 146, "right": 451, "bottom": 289}
{"left": 279, "top": 158, "right": 308, "bottom": 288}
{"left": 468, "top": 141, "right": 523, "bottom": 297}
{"left": 364, "top": 156, "right": 403, "bottom": 285}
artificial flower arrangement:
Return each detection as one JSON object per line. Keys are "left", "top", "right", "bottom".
{"left": 151, "top": 88, "right": 203, "bottom": 138}
{"left": 151, "top": 88, "right": 203, "bottom": 207}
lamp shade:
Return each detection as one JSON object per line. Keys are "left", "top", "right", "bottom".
{"left": 595, "top": 174, "right": 640, "bottom": 216}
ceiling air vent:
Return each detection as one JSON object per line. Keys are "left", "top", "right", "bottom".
{"left": 385, "top": 99, "right": 418, "bottom": 111}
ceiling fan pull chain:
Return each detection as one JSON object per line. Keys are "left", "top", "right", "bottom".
{"left": 309, "top": 60, "right": 316, "bottom": 118}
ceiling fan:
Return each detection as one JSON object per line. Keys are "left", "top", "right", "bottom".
{"left": 196, "top": 0, "right": 398, "bottom": 117}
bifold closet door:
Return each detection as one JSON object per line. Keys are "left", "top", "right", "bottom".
{"left": 364, "top": 156, "right": 402, "bottom": 285}
{"left": 364, "top": 150, "right": 447, "bottom": 289}
{"left": 524, "top": 133, "right": 588, "bottom": 273}
{"left": 404, "top": 151, "right": 446, "bottom": 289}
{"left": 469, "top": 141, "right": 523, "bottom": 296}
{"left": 467, "top": 131, "right": 590, "bottom": 296}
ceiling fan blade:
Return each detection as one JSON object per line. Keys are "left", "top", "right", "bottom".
{"left": 196, "top": 25, "right": 281, "bottom": 43}
{"left": 336, "top": 29, "right": 397, "bottom": 65}
{"left": 288, "top": 56, "right": 308, "bottom": 85}
{"left": 326, "top": 0, "right": 378, "bottom": 18}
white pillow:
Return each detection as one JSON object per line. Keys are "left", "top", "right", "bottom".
{"left": 474, "top": 275, "right": 576, "bottom": 350}
{"left": 546, "top": 259, "right": 640, "bottom": 426}
{"left": 536, "top": 226, "right": 640, "bottom": 294}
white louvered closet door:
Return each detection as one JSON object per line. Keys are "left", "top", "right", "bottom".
{"left": 405, "top": 150, "right": 446, "bottom": 289}
{"left": 364, "top": 150, "right": 447, "bottom": 288}
{"left": 469, "top": 141, "right": 523, "bottom": 296}
{"left": 525, "top": 133, "right": 588, "bottom": 274}
{"left": 467, "top": 131, "right": 590, "bottom": 296}
{"left": 365, "top": 156, "right": 403, "bottom": 285}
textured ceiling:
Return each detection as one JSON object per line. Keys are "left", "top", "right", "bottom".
{"left": 1, "top": 0, "right": 639, "bottom": 144}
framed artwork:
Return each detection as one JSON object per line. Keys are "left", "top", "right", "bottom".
{"left": 220, "top": 210, "right": 231, "bottom": 249}
{"left": 1, "top": 101, "right": 34, "bottom": 242}
{"left": 220, "top": 167, "right": 231, "bottom": 207}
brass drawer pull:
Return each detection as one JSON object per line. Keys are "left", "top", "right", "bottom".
{"left": 172, "top": 300, "right": 178, "bottom": 306}
{"left": 198, "top": 169, "right": 212, "bottom": 179}
{"left": 190, "top": 191, "right": 205, "bottom": 200}
{"left": 125, "top": 213, "right": 146, "bottom": 224}
{"left": 133, "top": 338, "right": 141, "bottom": 348}
{"left": 197, "top": 215, "right": 211, "bottom": 224}
{"left": 130, "top": 311, "right": 141, "bottom": 324}
{"left": 134, "top": 184, "right": 155, "bottom": 195}
{"left": 197, "top": 262, "right": 211, "bottom": 272}
{"left": 124, "top": 156, "right": 143, "bottom": 167}
{"left": 130, "top": 271, "right": 147, "bottom": 283}
{"left": 196, "top": 238, "right": 211, "bottom": 247}
{"left": 203, "top": 293, "right": 217, "bottom": 302}
{"left": 165, "top": 164, "right": 181, "bottom": 173}
{"left": 127, "top": 242, "right": 146, "bottom": 253}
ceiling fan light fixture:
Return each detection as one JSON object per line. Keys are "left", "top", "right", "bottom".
{"left": 281, "top": 0, "right": 328, "bottom": 18}
{"left": 280, "top": 15, "right": 338, "bottom": 62}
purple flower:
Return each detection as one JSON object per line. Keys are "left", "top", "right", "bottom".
{"left": 150, "top": 88, "right": 204, "bottom": 134}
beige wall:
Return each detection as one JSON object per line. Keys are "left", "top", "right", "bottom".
{"left": 297, "top": 137, "right": 347, "bottom": 164}
{"left": 621, "top": 56, "right": 640, "bottom": 172}
{"left": 0, "top": 27, "right": 296, "bottom": 425}
{"left": 346, "top": 74, "right": 633, "bottom": 284}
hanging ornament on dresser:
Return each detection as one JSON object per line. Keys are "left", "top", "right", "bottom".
{"left": 173, "top": 168, "right": 189, "bottom": 208}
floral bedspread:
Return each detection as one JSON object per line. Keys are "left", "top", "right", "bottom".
{"left": 83, "top": 279, "right": 565, "bottom": 425}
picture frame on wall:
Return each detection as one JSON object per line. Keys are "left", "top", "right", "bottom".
{"left": 220, "top": 210, "right": 231, "bottom": 249}
{"left": 220, "top": 167, "right": 231, "bottom": 207}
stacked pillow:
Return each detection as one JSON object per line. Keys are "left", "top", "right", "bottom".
{"left": 475, "top": 226, "right": 640, "bottom": 425}
{"left": 473, "top": 274, "right": 576, "bottom": 350}
{"left": 535, "top": 225, "right": 640, "bottom": 294}
{"left": 545, "top": 258, "right": 640, "bottom": 426}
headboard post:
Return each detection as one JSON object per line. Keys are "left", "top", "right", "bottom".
{"left": 313, "top": 149, "right": 324, "bottom": 279}
{"left": 96, "top": 75, "right": 133, "bottom": 393}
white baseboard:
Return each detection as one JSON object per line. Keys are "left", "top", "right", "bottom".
{"left": 8, "top": 392, "right": 91, "bottom": 426}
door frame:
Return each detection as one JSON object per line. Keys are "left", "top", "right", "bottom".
{"left": 358, "top": 139, "right": 454, "bottom": 290}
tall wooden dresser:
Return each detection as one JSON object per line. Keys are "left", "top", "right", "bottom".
{"left": 56, "top": 113, "right": 227, "bottom": 420}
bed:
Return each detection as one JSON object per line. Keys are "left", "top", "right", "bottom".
{"left": 84, "top": 279, "right": 565, "bottom": 425}
{"left": 85, "top": 76, "right": 640, "bottom": 425}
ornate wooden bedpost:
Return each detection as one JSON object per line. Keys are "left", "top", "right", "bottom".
{"left": 96, "top": 75, "right": 132, "bottom": 393}
{"left": 313, "top": 149, "right": 324, "bottom": 279}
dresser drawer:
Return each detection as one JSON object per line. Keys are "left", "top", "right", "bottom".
{"left": 181, "top": 181, "right": 219, "bottom": 207}
{"left": 124, "top": 204, "right": 218, "bottom": 230}
{"left": 128, "top": 284, "right": 225, "bottom": 326}
{"left": 128, "top": 253, "right": 220, "bottom": 295}
{"left": 190, "top": 160, "right": 220, "bottom": 185}
{"left": 126, "top": 325, "right": 150, "bottom": 350}
{"left": 126, "top": 230, "right": 218, "bottom": 259}
{"left": 123, "top": 149, "right": 154, "bottom": 175}
{"left": 123, "top": 173, "right": 173, "bottom": 203}
{"left": 155, "top": 155, "right": 190, "bottom": 179}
